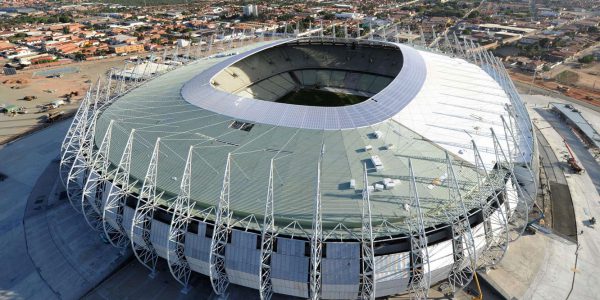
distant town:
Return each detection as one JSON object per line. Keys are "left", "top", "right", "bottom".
{"left": 2, "top": 1, "right": 600, "bottom": 300}
{"left": 0, "top": 0, "right": 599, "bottom": 142}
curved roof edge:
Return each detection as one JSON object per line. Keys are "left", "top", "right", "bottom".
{"left": 180, "top": 38, "right": 427, "bottom": 130}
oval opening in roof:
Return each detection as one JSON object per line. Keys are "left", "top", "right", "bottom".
{"left": 210, "top": 38, "right": 404, "bottom": 107}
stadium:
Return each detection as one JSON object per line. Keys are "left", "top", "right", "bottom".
{"left": 60, "top": 36, "right": 538, "bottom": 299}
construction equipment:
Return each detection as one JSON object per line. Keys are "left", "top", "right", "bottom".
{"left": 45, "top": 110, "right": 65, "bottom": 123}
{"left": 564, "top": 140, "right": 583, "bottom": 173}
{"left": 472, "top": 272, "right": 483, "bottom": 300}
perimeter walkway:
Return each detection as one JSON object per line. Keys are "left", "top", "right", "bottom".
{"left": 483, "top": 95, "right": 600, "bottom": 300}
{"left": 0, "top": 119, "right": 127, "bottom": 299}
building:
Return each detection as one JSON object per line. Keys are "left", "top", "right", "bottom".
{"left": 61, "top": 37, "right": 537, "bottom": 299}
{"left": 109, "top": 43, "right": 144, "bottom": 54}
{"left": 243, "top": 4, "right": 259, "bottom": 17}
{"left": 335, "top": 12, "right": 362, "bottom": 20}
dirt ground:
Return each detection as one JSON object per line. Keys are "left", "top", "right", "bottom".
{"left": 544, "top": 60, "right": 600, "bottom": 90}
{"left": 0, "top": 56, "right": 127, "bottom": 144}
{"left": 0, "top": 37, "right": 273, "bottom": 145}
{"left": 510, "top": 69, "right": 600, "bottom": 107}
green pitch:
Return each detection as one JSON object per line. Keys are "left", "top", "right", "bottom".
{"left": 276, "top": 89, "right": 368, "bottom": 107}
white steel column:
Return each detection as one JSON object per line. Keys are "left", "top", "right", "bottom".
{"left": 103, "top": 129, "right": 137, "bottom": 249}
{"left": 491, "top": 128, "right": 530, "bottom": 240}
{"left": 472, "top": 141, "right": 509, "bottom": 267}
{"left": 309, "top": 146, "right": 324, "bottom": 300}
{"left": 359, "top": 164, "right": 375, "bottom": 300}
{"left": 407, "top": 159, "right": 431, "bottom": 300}
{"left": 131, "top": 138, "right": 162, "bottom": 276}
{"left": 259, "top": 159, "right": 275, "bottom": 300}
{"left": 501, "top": 115, "right": 537, "bottom": 208}
{"left": 209, "top": 153, "right": 232, "bottom": 295}
{"left": 82, "top": 119, "right": 114, "bottom": 231}
{"left": 445, "top": 152, "right": 477, "bottom": 292}
{"left": 60, "top": 87, "right": 93, "bottom": 186}
{"left": 66, "top": 82, "right": 101, "bottom": 212}
{"left": 167, "top": 146, "right": 195, "bottom": 293}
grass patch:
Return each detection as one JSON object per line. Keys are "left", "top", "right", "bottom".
{"left": 555, "top": 70, "right": 580, "bottom": 85}
{"left": 276, "top": 89, "right": 368, "bottom": 107}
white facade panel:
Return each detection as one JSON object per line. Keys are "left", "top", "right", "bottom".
{"left": 505, "top": 178, "right": 519, "bottom": 212}
{"left": 150, "top": 219, "right": 169, "bottom": 258}
{"left": 322, "top": 242, "right": 360, "bottom": 299}
{"left": 101, "top": 181, "right": 114, "bottom": 208}
{"left": 428, "top": 240, "right": 454, "bottom": 283}
{"left": 271, "top": 237, "right": 309, "bottom": 298}
{"left": 225, "top": 230, "right": 260, "bottom": 289}
{"left": 184, "top": 223, "right": 211, "bottom": 276}
{"left": 123, "top": 206, "right": 135, "bottom": 239}
{"left": 472, "top": 223, "right": 487, "bottom": 254}
{"left": 374, "top": 252, "right": 410, "bottom": 297}
{"left": 104, "top": 185, "right": 121, "bottom": 230}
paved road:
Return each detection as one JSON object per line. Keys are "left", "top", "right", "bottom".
{"left": 536, "top": 124, "right": 577, "bottom": 241}
{"left": 538, "top": 109, "right": 600, "bottom": 196}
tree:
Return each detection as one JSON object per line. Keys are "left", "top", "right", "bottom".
{"left": 578, "top": 55, "right": 595, "bottom": 64}
{"left": 62, "top": 26, "right": 70, "bottom": 34}
{"left": 322, "top": 12, "right": 335, "bottom": 20}
{"left": 467, "top": 11, "right": 480, "bottom": 19}
{"left": 58, "top": 14, "right": 73, "bottom": 23}
{"left": 73, "top": 52, "right": 86, "bottom": 61}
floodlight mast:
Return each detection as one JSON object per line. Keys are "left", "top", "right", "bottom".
{"left": 259, "top": 159, "right": 276, "bottom": 300}
{"left": 167, "top": 146, "right": 195, "bottom": 293}
{"left": 209, "top": 153, "right": 232, "bottom": 295}
{"left": 103, "top": 129, "right": 137, "bottom": 249}
{"left": 407, "top": 159, "right": 431, "bottom": 300}
{"left": 309, "top": 145, "right": 325, "bottom": 300}
{"left": 131, "top": 138, "right": 162, "bottom": 277}
{"left": 359, "top": 163, "right": 376, "bottom": 300}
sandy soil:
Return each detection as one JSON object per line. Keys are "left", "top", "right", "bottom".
{"left": 510, "top": 69, "right": 600, "bottom": 107}
{"left": 0, "top": 56, "right": 127, "bottom": 144}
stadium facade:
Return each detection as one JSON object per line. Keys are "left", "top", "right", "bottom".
{"left": 60, "top": 36, "right": 538, "bottom": 299}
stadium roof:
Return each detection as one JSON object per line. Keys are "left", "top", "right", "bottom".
{"left": 95, "top": 38, "right": 520, "bottom": 236}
